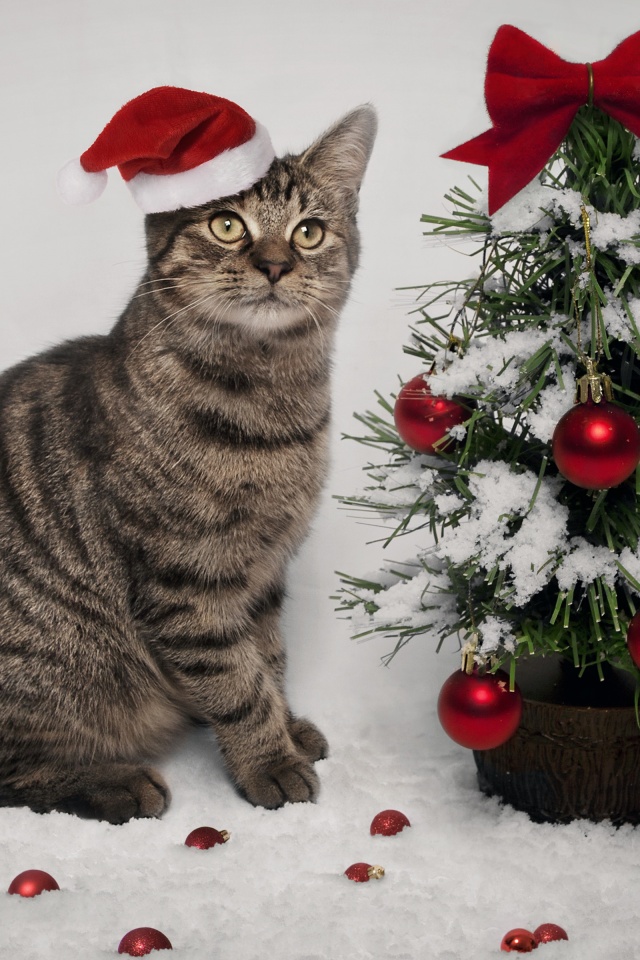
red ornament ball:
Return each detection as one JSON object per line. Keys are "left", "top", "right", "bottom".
{"left": 8, "top": 869, "right": 60, "bottom": 897}
{"left": 533, "top": 923, "right": 568, "bottom": 944}
{"left": 117, "top": 928, "right": 172, "bottom": 956}
{"left": 370, "top": 809, "right": 411, "bottom": 836}
{"left": 437, "top": 669, "right": 523, "bottom": 750}
{"left": 500, "top": 928, "right": 537, "bottom": 952}
{"left": 626, "top": 612, "right": 640, "bottom": 669}
{"left": 393, "top": 374, "right": 467, "bottom": 454}
{"left": 344, "top": 862, "right": 385, "bottom": 883}
{"left": 184, "top": 826, "right": 230, "bottom": 849}
{"left": 552, "top": 400, "right": 640, "bottom": 489}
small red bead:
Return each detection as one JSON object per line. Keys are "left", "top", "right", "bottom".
{"left": 500, "top": 928, "right": 537, "bottom": 952}
{"left": 370, "top": 809, "right": 411, "bottom": 836}
{"left": 184, "top": 826, "right": 229, "bottom": 849}
{"left": 7, "top": 869, "right": 60, "bottom": 897}
{"left": 533, "top": 923, "right": 568, "bottom": 944}
{"left": 117, "top": 927, "right": 172, "bottom": 956}
{"left": 344, "top": 862, "right": 384, "bottom": 882}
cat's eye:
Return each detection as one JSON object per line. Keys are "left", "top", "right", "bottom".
{"left": 292, "top": 219, "right": 325, "bottom": 250}
{"left": 209, "top": 212, "right": 247, "bottom": 244}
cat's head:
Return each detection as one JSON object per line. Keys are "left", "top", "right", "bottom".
{"left": 144, "top": 105, "right": 377, "bottom": 340}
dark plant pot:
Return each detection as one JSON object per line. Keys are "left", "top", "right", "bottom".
{"left": 473, "top": 656, "right": 640, "bottom": 825}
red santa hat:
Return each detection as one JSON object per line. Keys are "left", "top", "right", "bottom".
{"left": 57, "top": 86, "right": 275, "bottom": 214}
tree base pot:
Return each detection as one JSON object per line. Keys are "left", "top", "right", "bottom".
{"left": 473, "top": 657, "right": 640, "bottom": 825}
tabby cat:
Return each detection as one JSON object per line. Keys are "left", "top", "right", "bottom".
{"left": 0, "top": 105, "right": 376, "bottom": 823}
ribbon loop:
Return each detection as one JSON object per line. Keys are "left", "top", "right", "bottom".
{"left": 442, "top": 25, "right": 640, "bottom": 213}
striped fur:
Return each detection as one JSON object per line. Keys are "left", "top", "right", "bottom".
{"left": 0, "top": 106, "right": 377, "bottom": 822}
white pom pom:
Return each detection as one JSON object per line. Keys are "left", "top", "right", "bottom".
{"left": 56, "top": 158, "right": 108, "bottom": 205}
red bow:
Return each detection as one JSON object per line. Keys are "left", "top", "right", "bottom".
{"left": 442, "top": 25, "right": 640, "bottom": 214}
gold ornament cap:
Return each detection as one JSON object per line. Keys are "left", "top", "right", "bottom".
{"left": 575, "top": 357, "right": 613, "bottom": 405}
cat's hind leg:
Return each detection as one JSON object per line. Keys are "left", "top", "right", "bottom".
{"left": 0, "top": 590, "right": 184, "bottom": 823}
{"left": 0, "top": 762, "right": 170, "bottom": 824}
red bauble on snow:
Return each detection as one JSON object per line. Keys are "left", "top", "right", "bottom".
{"left": 117, "top": 927, "right": 173, "bottom": 956}
{"left": 500, "top": 928, "right": 537, "bottom": 952}
{"left": 626, "top": 612, "right": 640, "bottom": 668}
{"left": 344, "top": 862, "right": 385, "bottom": 883}
{"left": 393, "top": 374, "right": 467, "bottom": 454}
{"left": 184, "top": 826, "right": 230, "bottom": 849}
{"left": 437, "top": 669, "right": 523, "bottom": 750}
{"left": 370, "top": 809, "right": 411, "bottom": 836}
{"left": 533, "top": 923, "right": 569, "bottom": 944}
{"left": 7, "top": 869, "right": 60, "bottom": 897}
{"left": 552, "top": 400, "right": 640, "bottom": 489}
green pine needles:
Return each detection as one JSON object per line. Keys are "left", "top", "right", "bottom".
{"left": 336, "top": 106, "right": 640, "bottom": 682}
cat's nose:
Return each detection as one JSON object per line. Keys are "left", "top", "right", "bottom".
{"left": 255, "top": 260, "right": 293, "bottom": 284}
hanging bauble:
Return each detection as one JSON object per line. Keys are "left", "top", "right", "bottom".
{"left": 8, "top": 869, "right": 60, "bottom": 897}
{"left": 370, "top": 809, "right": 411, "bottom": 836}
{"left": 117, "top": 927, "right": 173, "bottom": 956}
{"left": 500, "top": 928, "right": 537, "bottom": 952}
{"left": 393, "top": 373, "right": 467, "bottom": 454}
{"left": 344, "top": 862, "right": 385, "bottom": 882}
{"left": 533, "top": 923, "right": 569, "bottom": 944}
{"left": 552, "top": 399, "right": 640, "bottom": 490}
{"left": 437, "top": 668, "right": 523, "bottom": 750}
{"left": 184, "top": 826, "right": 230, "bottom": 849}
{"left": 626, "top": 612, "right": 640, "bottom": 668}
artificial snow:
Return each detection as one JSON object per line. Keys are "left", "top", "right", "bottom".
{"left": 3, "top": 672, "right": 640, "bottom": 960}
{"left": 600, "top": 295, "right": 640, "bottom": 343}
{"left": 436, "top": 461, "right": 569, "bottom": 605}
{"left": 428, "top": 327, "right": 570, "bottom": 401}
{"left": 369, "top": 461, "right": 431, "bottom": 508}
{"left": 433, "top": 492, "right": 465, "bottom": 515}
{"left": 556, "top": 539, "right": 619, "bottom": 592}
{"left": 490, "top": 179, "right": 640, "bottom": 267}
{"left": 476, "top": 616, "right": 516, "bottom": 656}
{"left": 590, "top": 209, "right": 640, "bottom": 256}
{"left": 527, "top": 370, "right": 576, "bottom": 442}
{"left": 618, "top": 546, "right": 640, "bottom": 594}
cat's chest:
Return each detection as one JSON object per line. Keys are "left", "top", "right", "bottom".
{"left": 123, "top": 351, "right": 332, "bottom": 559}
{"left": 198, "top": 425, "right": 330, "bottom": 531}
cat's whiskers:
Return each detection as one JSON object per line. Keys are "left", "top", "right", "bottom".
{"left": 302, "top": 304, "right": 328, "bottom": 358}
{"left": 201, "top": 289, "right": 239, "bottom": 332}
{"left": 138, "top": 275, "right": 185, "bottom": 284}
{"left": 303, "top": 290, "right": 343, "bottom": 323}
{"left": 131, "top": 282, "right": 193, "bottom": 301}
{"left": 136, "top": 275, "right": 194, "bottom": 290}
{"left": 127, "top": 289, "right": 231, "bottom": 357}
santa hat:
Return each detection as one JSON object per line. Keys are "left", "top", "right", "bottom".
{"left": 57, "top": 86, "right": 275, "bottom": 214}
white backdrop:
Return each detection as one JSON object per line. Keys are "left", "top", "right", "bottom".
{"left": 3, "top": 4, "right": 640, "bottom": 958}
{"left": 6, "top": 0, "right": 639, "bottom": 718}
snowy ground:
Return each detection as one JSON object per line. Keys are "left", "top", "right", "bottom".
{"left": 5, "top": 697, "right": 640, "bottom": 959}
{"left": 3, "top": 1, "right": 640, "bottom": 957}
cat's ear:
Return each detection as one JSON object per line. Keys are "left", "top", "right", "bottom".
{"left": 301, "top": 105, "right": 377, "bottom": 195}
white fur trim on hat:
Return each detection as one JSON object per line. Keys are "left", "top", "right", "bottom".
{"left": 56, "top": 157, "right": 109, "bottom": 205}
{"left": 127, "top": 122, "right": 275, "bottom": 214}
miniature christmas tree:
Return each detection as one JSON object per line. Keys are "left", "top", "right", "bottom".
{"left": 336, "top": 26, "right": 640, "bottom": 696}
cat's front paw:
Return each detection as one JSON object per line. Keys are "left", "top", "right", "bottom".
{"left": 288, "top": 716, "right": 329, "bottom": 762}
{"left": 237, "top": 755, "right": 320, "bottom": 809}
